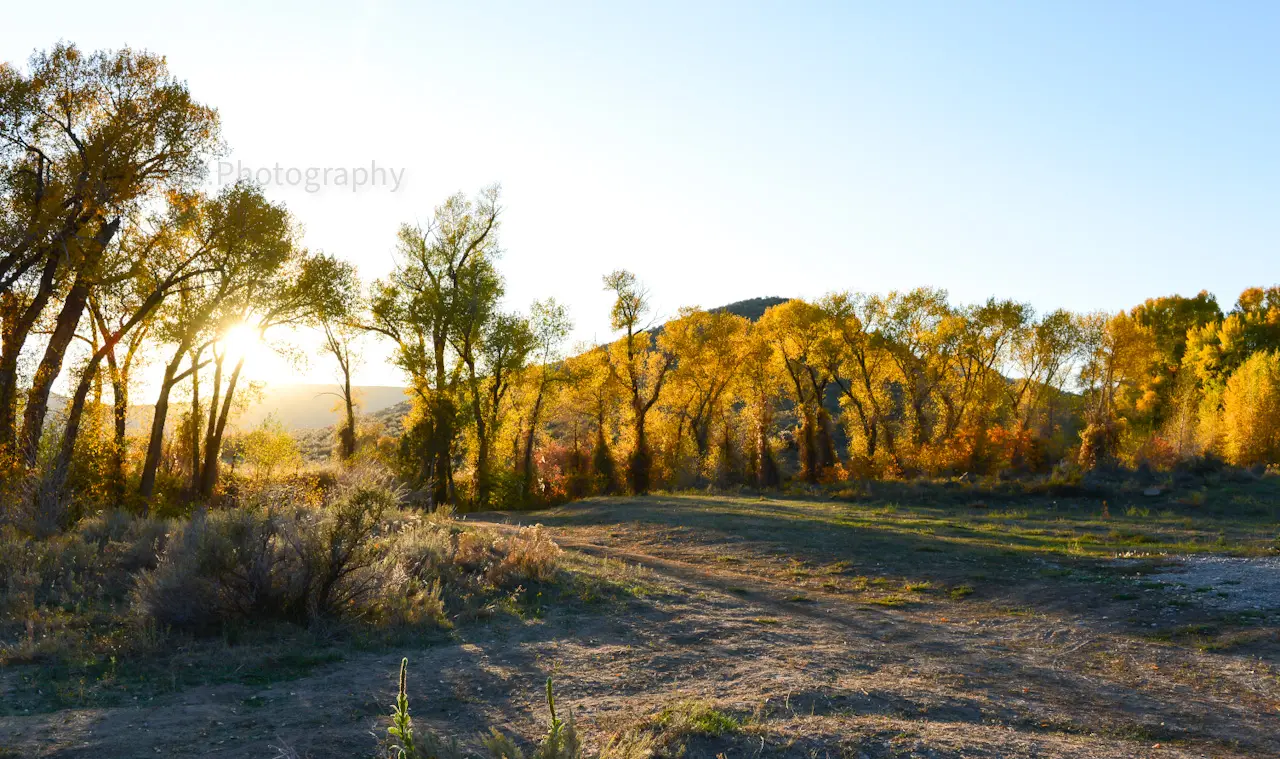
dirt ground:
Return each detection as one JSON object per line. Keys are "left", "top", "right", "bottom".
{"left": 3, "top": 493, "right": 1278, "bottom": 758}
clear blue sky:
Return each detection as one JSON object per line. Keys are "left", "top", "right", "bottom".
{"left": 5, "top": 1, "right": 1279, "bottom": 386}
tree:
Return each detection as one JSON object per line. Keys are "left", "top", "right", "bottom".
{"left": 735, "top": 325, "right": 781, "bottom": 488}
{"left": 820, "top": 292, "right": 896, "bottom": 462}
{"left": 0, "top": 43, "right": 219, "bottom": 462}
{"left": 658, "top": 307, "right": 748, "bottom": 480}
{"left": 1220, "top": 351, "right": 1280, "bottom": 468}
{"left": 1127, "top": 291, "right": 1222, "bottom": 431}
{"left": 557, "top": 344, "right": 621, "bottom": 495}
{"left": 1185, "top": 287, "right": 1280, "bottom": 395}
{"left": 314, "top": 261, "right": 363, "bottom": 461}
{"left": 1011, "top": 309, "right": 1082, "bottom": 435}
{"left": 519, "top": 298, "right": 571, "bottom": 500}
{"left": 137, "top": 183, "right": 295, "bottom": 500}
{"left": 195, "top": 251, "right": 354, "bottom": 497}
{"left": 877, "top": 288, "right": 958, "bottom": 452}
{"left": 758, "top": 299, "right": 836, "bottom": 482}
{"left": 466, "top": 311, "right": 533, "bottom": 507}
{"left": 49, "top": 196, "right": 225, "bottom": 492}
{"left": 941, "top": 298, "right": 1031, "bottom": 441}
{"left": 367, "top": 186, "right": 502, "bottom": 506}
{"left": 602, "top": 270, "right": 673, "bottom": 495}
{"left": 1076, "top": 312, "right": 1157, "bottom": 469}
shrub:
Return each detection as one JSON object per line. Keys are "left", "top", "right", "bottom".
{"left": 240, "top": 416, "right": 302, "bottom": 481}
{"left": 132, "top": 504, "right": 285, "bottom": 631}
{"left": 289, "top": 470, "right": 402, "bottom": 617}
{"left": 0, "top": 512, "right": 173, "bottom": 623}
{"left": 132, "top": 467, "right": 564, "bottom": 633}
{"left": 133, "top": 472, "right": 405, "bottom": 631}
{"left": 489, "top": 526, "right": 563, "bottom": 586}
{"left": 394, "top": 522, "right": 564, "bottom": 605}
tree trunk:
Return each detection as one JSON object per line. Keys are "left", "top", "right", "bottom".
{"left": 199, "top": 356, "right": 244, "bottom": 497}
{"left": 799, "top": 409, "right": 819, "bottom": 483}
{"left": 0, "top": 254, "right": 60, "bottom": 456}
{"left": 21, "top": 278, "right": 91, "bottom": 465}
{"left": 139, "top": 356, "right": 184, "bottom": 501}
{"left": 50, "top": 353, "right": 107, "bottom": 486}
{"left": 339, "top": 363, "right": 356, "bottom": 460}
{"left": 629, "top": 411, "right": 651, "bottom": 495}
{"left": 20, "top": 220, "right": 120, "bottom": 465}
{"left": 189, "top": 347, "right": 206, "bottom": 488}
{"left": 521, "top": 384, "right": 545, "bottom": 500}
{"left": 756, "top": 408, "right": 779, "bottom": 488}
{"left": 201, "top": 351, "right": 223, "bottom": 490}
{"left": 106, "top": 354, "right": 129, "bottom": 508}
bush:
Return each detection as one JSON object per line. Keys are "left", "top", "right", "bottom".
{"left": 489, "top": 526, "right": 563, "bottom": 586}
{"left": 240, "top": 416, "right": 302, "bottom": 481}
{"left": 1, "top": 512, "right": 173, "bottom": 622}
{"left": 394, "top": 521, "right": 563, "bottom": 604}
{"left": 133, "top": 472, "right": 404, "bottom": 631}
{"left": 131, "top": 467, "right": 565, "bottom": 634}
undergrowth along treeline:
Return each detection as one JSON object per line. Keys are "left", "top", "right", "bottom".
{"left": 0, "top": 464, "right": 568, "bottom": 705}
{"left": 2, "top": 40, "right": 1280, "bottom": 529}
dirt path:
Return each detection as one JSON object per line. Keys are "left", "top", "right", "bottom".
{"left": 4, "top": 497, "right": 1278, "bottom": 758}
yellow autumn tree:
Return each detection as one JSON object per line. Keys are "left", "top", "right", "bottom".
{"left": 1220, "top": 351, "right": 1280, "bottom": 467}
{"left": 656, "top": 307, "right": 750, "bottom": 485}
{"left": 758, "top": 299, "right": 837, "bottom": 483}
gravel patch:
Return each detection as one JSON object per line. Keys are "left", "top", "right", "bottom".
{"left": 1154, "top": 556, "right": 1280, "bottom": 611}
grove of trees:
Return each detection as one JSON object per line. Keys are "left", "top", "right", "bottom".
{"left": 3, "top": 43, "right": 1280, "bottom": 527}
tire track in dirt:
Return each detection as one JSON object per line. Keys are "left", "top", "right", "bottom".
{"left": 472, "top": 518, "right": 1280, "bottom": 757}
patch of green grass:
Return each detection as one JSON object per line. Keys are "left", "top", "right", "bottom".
{"left": 656, "top": 700, "right": 740, "bottom": 737}
{"left": 236, "top": 651, "right": 344, "bottom": 686}
{"left": 865, "top": 595, "right": 912, "bottom": 608}
{"left": 947, "top": 584, "right": 975, "bottom": 600}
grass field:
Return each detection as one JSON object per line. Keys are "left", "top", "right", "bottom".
{"left": 3, "top": 481, "right": 1279, "bottom": 757}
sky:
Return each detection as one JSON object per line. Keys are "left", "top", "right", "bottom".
{"left": 4, "top": 1, "right": 1279, "bottom": 389}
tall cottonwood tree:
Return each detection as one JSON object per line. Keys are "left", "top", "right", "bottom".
{"left": 0, "top": 43, "right": 219, "bottom": 462}
{"left": 316, "top": 267, "right": 364, "bottom": 461}
{"left": 658, "top": 307, "right": 748, "bottom": 475}
{"left": 48, "top": 198, "right": 224, "bottom": 491}
{"left": 602, "top": 270, "right": 673, "bottom": 495}
{"left": 758, "top": 299, "right": 837, "bottom": 482}
{"left": 367, "top": 186, "right": 501, "bottom": 506}
{"left": 194, "top": 252, "right": 353, "bottom": 497}
{"left": 466, "top": 311, "right": 533, "bottom": 507}
{"left": 518, "top": 298, "right": 571, "bottom": 500}
{"left": 137, "top": 183, "right": 294, "bottom": 500}
{"left": 820, "top": 292, "right": 896, "bottom": 461}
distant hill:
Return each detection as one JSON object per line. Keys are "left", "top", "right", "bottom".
{"left": 234, "top": 384, "right": 409, "bottom": 430}
{"left": 713, "top": 296, "right": 790, "bottom": 322}
{"left": 47, "top": 384, "right": 411, "bottom": 436}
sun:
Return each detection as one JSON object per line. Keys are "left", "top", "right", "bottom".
{"left": 221, "top": 322, "right": 264, "bottom": 364}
